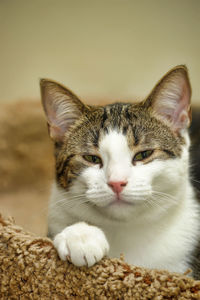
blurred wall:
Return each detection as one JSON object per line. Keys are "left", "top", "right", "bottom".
{"left": 1, "top": 0, "right": 200, "bottom": 105}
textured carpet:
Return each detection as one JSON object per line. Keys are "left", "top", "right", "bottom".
{"left": 0, "top": 214, "right": 200, "bottom": 300}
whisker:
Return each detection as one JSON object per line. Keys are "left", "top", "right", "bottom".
{"left": 48, "top": 199, "right": 91, "bottom": 217}
{"left": 190, "top": 178, "right": 200, "bottom": 184}
{"left": 47, "top": 195, "right": 88, "bottom": 212}
{"left": 48, "top": 196, "right": 86, "bottom": 208}
{"left": 54, "top": 197, "right": 88, "bottom": 208}
{"left": 148, "top": 197, "right": 167, "bottom": 212}
{"left": 152, "top": 190, "right": 177, "bottom": 204}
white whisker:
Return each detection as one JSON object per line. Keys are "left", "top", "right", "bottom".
{"left": 190, "top": 178, "right": 200, "bottom": 184}
{"left": 152, "top": 190, "right": 177, "bottom": 204}
{"left": 148, "top": 197, "right": 167, "bottom": 212}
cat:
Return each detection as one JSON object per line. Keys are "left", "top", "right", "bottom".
{"left": 40, "top": 65, "right": 200, "bottom": 279}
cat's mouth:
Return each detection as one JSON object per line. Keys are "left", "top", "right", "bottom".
{"left": 106, "top": 194, "right": 134, "bottom": 207}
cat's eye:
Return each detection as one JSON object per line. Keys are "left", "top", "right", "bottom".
{"left": 133, "top": 150, "right": 153, "bottom": 162}
{"left": 83, "top": 155, "right": 102, "bottom": 165}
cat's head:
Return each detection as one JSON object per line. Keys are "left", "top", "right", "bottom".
{"left": 40, "top": 66, "right": 191, "bottom": 221}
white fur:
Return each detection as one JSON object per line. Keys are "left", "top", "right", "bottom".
{"left": 49, "top": 130, "right": 199, "bottom": 273}
{"left": 54, "top": 222, "right": 109, "bottom": 267}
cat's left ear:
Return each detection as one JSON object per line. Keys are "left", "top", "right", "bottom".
{"left": 145, "top": 65, "right": 192, "bottom": 133}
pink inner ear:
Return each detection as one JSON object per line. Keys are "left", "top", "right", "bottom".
{"left": 172, "top": 80, "right": 191, "bottom": 131}
{"left": 44, "top": 97, "right": 66, "bottom": 140}
{"left": 49, "top": 124, "right": 64, "bottom": 141}
{"left": 44, "top": 92, "right": 80, "bottom": 141}
{"left": 152, "top": 72, "right": 191, "bottom": 133}
{"left": 41, "top": 79, "right": 85, "bottom": 142}
{"left": 45, "top": 100, "right": 58, "bottom": 125}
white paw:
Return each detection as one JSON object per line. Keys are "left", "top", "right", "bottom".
{"left": 53, "top": 222, "right": 109, "bottom": 267}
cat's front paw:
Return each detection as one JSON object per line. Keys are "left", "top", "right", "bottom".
{"left": 53, "top": 222, "right": 109, "bottom": 267}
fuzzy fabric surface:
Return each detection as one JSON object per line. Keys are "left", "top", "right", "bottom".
{"left": 0, "top": 215, "right": 200, "bottom": 300}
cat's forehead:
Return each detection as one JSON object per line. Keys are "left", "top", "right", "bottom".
{"left": 65, "top": 102, "right": 183, "bottom": 157}
{"left": 98, "top": 103, "right": 181, "bottom": 152}
{"left": 99, "top": 102, "right": 139, "bottom": 129}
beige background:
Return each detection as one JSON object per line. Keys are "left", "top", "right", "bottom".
{"left": 1, "top": 0, "right": 200, "bottom": 105}
{"left": 0, "top": 0, "right": 200, "bottom": 236}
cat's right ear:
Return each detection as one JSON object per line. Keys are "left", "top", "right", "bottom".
{"left": 40, "top": 79, "right": 87, "bottom": 142}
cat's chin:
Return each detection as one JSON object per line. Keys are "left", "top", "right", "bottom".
{"left": 107, "top": 199, "right": 135, "bottom": 207}
{"left": 93, "top": 200, "right": 139, "bottom": 221}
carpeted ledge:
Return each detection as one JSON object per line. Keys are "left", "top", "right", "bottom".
{"left": 0, "top": 214, "right": 200, "bottom": 300}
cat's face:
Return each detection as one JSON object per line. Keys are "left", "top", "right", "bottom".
{"left": 41, "top": 65, "right": 191, "bottom": 221}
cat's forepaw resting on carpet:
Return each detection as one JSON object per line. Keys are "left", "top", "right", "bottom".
{"left": 53, "top": 222, "right": 109, "bottom": 267}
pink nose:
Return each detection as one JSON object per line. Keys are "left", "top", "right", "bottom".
{"left": 108, "top": 181, "right": 127, "bottom": 194}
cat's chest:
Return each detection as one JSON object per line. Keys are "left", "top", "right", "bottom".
{"left": 102, "top": 221, "right": 189, "bottom": 272}
{"left": 104, "top": 224, "right": 158, "bottom": 263}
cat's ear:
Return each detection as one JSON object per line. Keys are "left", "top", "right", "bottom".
{"left": 40, "top": 79, "right": 87, "bottom": 142}
{"left": 145, "top": 65, "right": 192, "bottom": 133}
